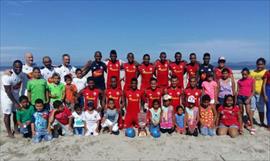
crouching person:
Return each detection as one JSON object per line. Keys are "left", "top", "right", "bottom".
{"left": 31, "top": 99, "right": 52, "bottom": 143}
{"left": 101, "top": 98, "right": 119, "bottom": 135}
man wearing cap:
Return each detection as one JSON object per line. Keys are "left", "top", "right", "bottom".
{"left": 214, "top": 56, "right": 233, "bottom": 81}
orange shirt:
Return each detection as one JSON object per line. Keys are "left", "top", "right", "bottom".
{"left": 65, "top": 84, "right": 77, "bottom": 104}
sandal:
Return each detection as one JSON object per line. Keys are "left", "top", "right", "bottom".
{"left": 250, "top": 128, "right": 256, "bottom": 135}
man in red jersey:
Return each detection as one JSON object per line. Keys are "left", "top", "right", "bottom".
{"left": 154, "top": 52, "right": 169, "bottom": 89}
{"left": 183, "top": 77, "right": 202, "bottom": 107}
{"left": 214, "top": 56, "right": 233, "bottom": 81}
{"left": 138, "top": 54, "right": 155, "bottom": 91}
{"left": 124, "top": 78, "right": 143, "bottom": 128}
{"left": 80, "top": 77, "right": 104, "bottom": 111}
{"left": 186, "top": 53, "right": 200, "bottom": 86}
{"left": 103, "top": 76, "right": 124, "bottom": 129}
{"left": 143, "top": 78, "right": 163, "bottom": 110}
{"left": 165, "top": 75, "right": 183, "bottom": 112}
{"left": 122, "top": 52, "right": 139, "bottom": 90}
{"left": 106, "top": 50, "right": 122, "bottom": 89}
{"left": 169, "top": 52, "right": 186, "bottom": 89}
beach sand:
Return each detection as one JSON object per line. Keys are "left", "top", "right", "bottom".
{"left": 0, "top": 70, "right": 269, "bottom": 161}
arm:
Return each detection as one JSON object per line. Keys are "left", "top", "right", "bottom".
{"left": 237, "top": 110, "right": 243, "bottom": 133}
{"left": 31, "top": 123, "right": 36, "bottom": 136}
{"left": 212, "top": 105, "right": 217, "bottom": 128}
{"left": 215, "top": 110, "right": 220, "bottom": 127}
{"left": 81, "top": 60, "right": 92, "bottom": 77}
{"left": 16, "top": 112, "right": 22, "bottom": 127}
{"left": 61, "top": 87, "right": 66, "bottom": 101}
{"left": 4, "top": 85, "right": 20, "bottom": 108}
{"left": 263, "top": 77, "right": 268, "bottom": 102}
{"left": 231, "top": 78, "right": 236, "bottom": 96}
{"left": 246, "top": 80, "right": 255, "bottom": 104}
{"left": 214, "top": 84, "right": 218, "bottom": 104}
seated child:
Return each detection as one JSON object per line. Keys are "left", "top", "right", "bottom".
{"left": 84, "top": 101, "right": 101, "bottom": 136}
{"left": 185, "top": 95, "right": 199, "bottom": 136}
{"left": 175, "top": 105, "right": 186, "bottom": 134}
{"left": 160, "top": 94, "right": 175, "bottom": 134}
{"left": 199, "top": 94, "right": 217, "bottom": 136}
{"left": 49, "top": 100, "right": 73, "bottom": 137}
{"left": 217, "top": 95, "right": 243, "bottom": 138}
{"left": 148, "top": 99, "right": 161, "bottom": 136}
{"left": 71, "top": 103, "right": 86, "bottom": 136}
{"left": 101, "top": 98, "right": 119, "bottom": 135}
{"left": 138, "top": 112, "right": 148, "bottom": 136}
{"left": 31, "top": 99, "right": 52, "bottom": 143}
{"left": 16, "top": 95, "right": 35, "bottom": 138}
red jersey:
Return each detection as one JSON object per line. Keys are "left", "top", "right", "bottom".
{"left": 144, "top": 88, "right": 163, "bottom": 108}
{"left": 186, "top": 63, "right": 199, "bottom": 79}
{"left": 125, "top": 89, "right": 142, "bottom": 114}
{"left": 169, "top": 61, "right": 186, "bottom": 88}
{"left": 183, "top": 87, "right": 202, "bottom": 107}
{"left": 155, "top": 60, "right": 169, "bottom": 87}
{"left": 105, "top": 88, "right": 122, "bottom": 110}
{"left": 82, "top": 88, "right": 100, "bottom": 110}
{"left": 167, "top": 87, "right": 182, "bottom": 111}
{"left": 106, "top": 60, "right": 121, "bottom": 89}
{"left": 218, "top": 105, "right": 240, "bottom": 127}
{"left": 50, "top": 107, "right": 72, "bottom": 125}
{"left": 138, "top": 64, "right": 155, "bottom": 90}
{"left": 123, "top": 63, "right": 137, "bottom": 90}
{"left": 214, "top": 67, "right": 233, "bottom": 81}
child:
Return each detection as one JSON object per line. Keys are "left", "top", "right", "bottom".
{"left": 101, "top": 99, "right": 119, "bottom": 135}
{"left": 31, "top": 99, "right": 52, "bottom": 143}
{"left": 218, "top": 68, "right": 235, "bottom": 105}
{"left": 160, "top": 94, "right": 175, "bottom": 134}
{"left": 64, "top": 75, "right": 78, "bottom": 110}
{"left": 202, "top": 72, "right": 218, "bottom": 105}
{"left": 49, "top": 100, "right": 73, "bottom": 137}
{"left": 16, "top": 95, "right": 35, "bottom": 138}
{"left": 27, "top": 67, "right": 48, "bottom": 105}
{"left": 236, "top": 68, "right": 255, "bottom": 135}
{"left": 138, "top": 112, "right": 148, "bottom": 136}
{"left": 217, "top": 95, "right": 243, "bottom": 138}
{"left": 48, "top": 73, "right": 65, "bottom": 110}
{"left": 148, "top": 99, "right": 161, "bottom": 136}
{"left": 84, "top": 101, "right": 101, "bottom": 136}
{"left": 199, "top": 95, "right": 217, "bottom": 136}
{"left": 73, "top": 68, "right": 87, "bottom": 106}
{"left": 185, "top": 95, "right": 199, "bottom": 136}
{"left": 71, "top": 103, "right": 86, "bottom": 136}
{"left": 175, "top": 105, "right": 186, "bottom": 134}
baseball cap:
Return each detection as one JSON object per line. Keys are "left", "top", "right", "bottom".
{"left": 218, "top": 56, "right": 226, "bottom": 62}
{"left": 163, "top": 94, "right": 172, "bottom": 101}
{"left": 187, "top": 95, "right": 196, "bottom": 104}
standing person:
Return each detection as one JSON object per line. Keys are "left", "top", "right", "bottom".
{"left": 214, "top": 57, "right": 233, "bottom": 81}
{"left": 217, "top": 68, "right": 235, "bottom": 105}
{"left": 138, "top": 54, "right": 155, "bottom": 91}
{"left": 122, "top": 52, "right": 138, "bottom": 90}
{"left": 22, "top": 52, "right": 37, "bottom": 77}
{"left": 27, "top": 67, "right": 48, "bottom": 106}
{"left": 64, "top": 75, "right": 78, "bottom": 110}
{"left": 169, "top": 52, "right": 186, "bottom": 89}
{"left": 250, "top": 58, "right": 267, "bottom": 127}
{"left": 143, "top": 78, "right": 163, "bottom": 111}
{"left": 160, "top": 94, "right": 175, "bottom": 134}
{"left": 48, "top": 73, "right": 65, "bottom": 109}
{"left": 263, "top": 69, "right": 270, "bottom": 131}
{"left": 123, "top": 78, "right": 143, "bottom": 128}
{"left": 41, "top": 56, "right": 56, "bottom": 83}
{"left": 186, "top": 53, "right": 200, "bottom": 82}
{"left": 88, "top": 51, "right": 107, "bottom": 91}
{"left": 154, "top": 52, "right": 170, "bottom": 89}
{"left": 236, "top": 68, "right": 256, "bottom": 135}
{"left": 183, "top": 77, "right": 202, "bottom": 108}
{"left": 1, "top": 60, "right": 27, "bottom": 138}
{"left": 105, "top": 50, "right": 122, "bottom": 89}
{"left": 201, "top": 72, "right": 218, "bottom": 105}
{"left": 55, "top": 54, "right": 77, "bottom": 82}
{"left": 198, "top": 53, "right": 214, "bottom": 88}
{"left": 165, "top": 75, "right": 182, "bottom": 112}
{"left": 73, "top": 68, "right": 87, "bottom": 106}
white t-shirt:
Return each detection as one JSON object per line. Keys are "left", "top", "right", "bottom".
{"left": 22, "top": 63, "right": 37, "bottom": 74}
{"left": 84, "top": 110, "right": 101, "bottom": 127}
{"left": 55, "top": 64, "right": 76, "bottom": 82}
{"left": 72, "top": 111, "right": 86, "bottom": 128}
{"left": 73, "top": 77, "right": 87, "bottom": 92}
{"left": 41, "top": 66, "right": 56, "bottom": 81}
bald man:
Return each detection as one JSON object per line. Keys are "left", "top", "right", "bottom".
{"left": 22, "top": 52, "right": 37, "bottom": 74}
{"left": 40, "top": 56, "right": 56, "bottom": 82}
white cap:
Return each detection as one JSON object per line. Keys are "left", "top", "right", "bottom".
{"left": 218, "top": 56, "right": 226, "bottom": 61}
{"left": 163, "top": 94, "right": 172, "bottom": 101}
{"left": 187, "top": 95, "right": 196, "bottom": 104}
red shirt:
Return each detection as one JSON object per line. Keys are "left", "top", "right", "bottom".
{"left": 123, "top": 63, "right": 137, "bottom": 90}
{"left": 105, "top": 88, "right": 122, "bottom": 110}
{"left": 138, "top": 64, "right": 155, "bottom": 90}
{"left": 169, "top": 61, "right": 186, "bottom": 88}
{"left": 186, "top": 63, "right": 199, "bottom": 79}
{"left": 263, "top": 70, "right": 270, "bottom": 85}
{"left": 50, "top": 107, "right": 72, "bottom": 125}
{"left": 82, "top": 88, "right": 100, "bottom": 110}
{"left": 183, "top": 87, "right": 202, "bottom": 107}
{"left": 125, "top": 89, "right": 142, "bottom": 114}
{"left": 155, "top": 60, "right": 169, "bottom": 87}
{"left": 218, "top": 105, "right": 240, "bottom": 127}
{"left": 167, "top": 87, "right": 182, "bottom": 111}
{"left": 107, "top": 60, "right": 121, "bottom": 89}
{"left": 144, "top": 88, "right": 163, "bottom": 108}
{"left": 214, "top": 67, "right": 233, "bottom": 81}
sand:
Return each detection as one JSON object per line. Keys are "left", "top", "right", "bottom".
{"left": 0, "top": 70, "right": 270, "bottom": 161}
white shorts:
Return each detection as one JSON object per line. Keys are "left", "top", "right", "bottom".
{"left": 1, "top": 97, "right": 16, "bottom": 115}
{"left": 85, "top": 123, "right": 99, "bottom": 136}
{"left": 101, "top": 119, "right": 119, "bottom": 132}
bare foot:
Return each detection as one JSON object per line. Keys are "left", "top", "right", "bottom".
{"left": 7, "top": 133, "right": 15, "bottom": 138}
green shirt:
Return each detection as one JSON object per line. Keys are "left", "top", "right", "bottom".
{"left": 27, "top": 78, "right": 48, "bottom": 105}
{"left": 48, "top": 82, "right": 65, "bottom": 103}
{"left": 16, "top": 105, "right": 35, "bottom": 124}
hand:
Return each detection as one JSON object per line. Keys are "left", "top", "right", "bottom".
{"left": 15, "top": 103, "right": 22, "bottom": 109}
{"left": 101, "top": 118, "right": 106, "bottom": 124}
{"left": 68, "top": 126, "right": 73, "bottom": 132}
{"left": 264, "top": 96, "right": 268, "bottom": 103}
{"left": 25, "top": 121, "right": 31, "bottom": 126}
{"left": 50, "top": 95, "right": 57, "bottom": 98}
{"left": 109, "top": 126, "right": 113, "bottom": 133}
{"left": 32, "top": 131, "right": 36, "bottom": 136}
{"left": 239, "top": 128, "right": 244, "bottom": 135}
{"left": 245, "top": 98, "right": 251, "bottom": 104}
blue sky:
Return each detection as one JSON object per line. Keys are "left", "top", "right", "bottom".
{"left": 1, "top": 0, "right": 269, "bottom": 66}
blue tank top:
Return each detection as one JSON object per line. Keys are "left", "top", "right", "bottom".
{"left": 175, "top": 113, "right": 185, "bottom": 128}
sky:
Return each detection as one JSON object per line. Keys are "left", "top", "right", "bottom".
{"left": 0, "top": 0, "right": 269, "bottom": 66}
